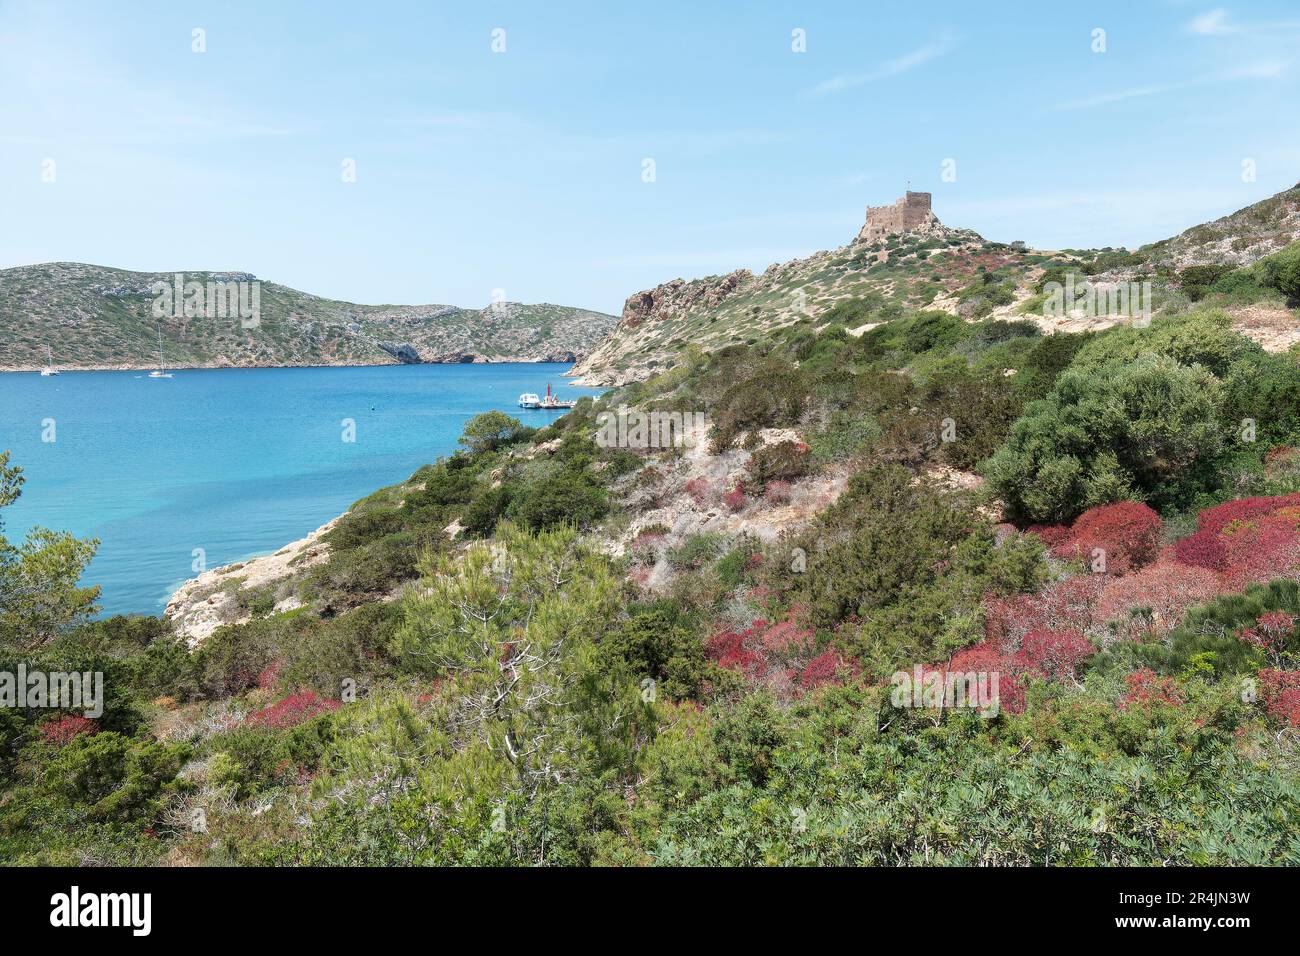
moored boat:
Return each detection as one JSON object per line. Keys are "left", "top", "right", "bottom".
{"left": 538, "top": 383, "right": 576, "bottom": 409}
{"left": 149, "top": 326, "right": 173, "bottom": 378}
{"left": 519, "top": 384, "right": 576, "bottom": 410}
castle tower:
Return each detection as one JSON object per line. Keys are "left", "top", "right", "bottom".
{"left": 857, "top": 191, "right": 937, "bottom": 242}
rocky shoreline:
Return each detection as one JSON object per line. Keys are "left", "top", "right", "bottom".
{"left": 164, "top": 516, "right": 339, "bottom": 647}
{"left": 0, "top": 355, "right": 583, "bottom": 374}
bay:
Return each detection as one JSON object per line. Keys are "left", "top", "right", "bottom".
{"left": 0, "top": 363, "right": 601, "bottom": 617}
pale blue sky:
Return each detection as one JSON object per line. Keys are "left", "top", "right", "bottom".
{"left": 2, "top": 0, "right": 1298, "bottom": 314}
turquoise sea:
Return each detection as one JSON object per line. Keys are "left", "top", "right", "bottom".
{"left": 0, "top": 364, "right": 602, "bottom": 617}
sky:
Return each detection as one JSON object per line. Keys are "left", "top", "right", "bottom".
{"left": 1, "top": 0, "right": 1299, "bottom": 315}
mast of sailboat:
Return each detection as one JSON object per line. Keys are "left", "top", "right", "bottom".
{"left": 157, "top": 325, "right": 165, "bottom": 373}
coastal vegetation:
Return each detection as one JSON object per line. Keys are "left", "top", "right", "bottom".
{"left": 4, "top": 200, "right": 1300, "bottom": 867}
{"left": 0, "top": 262, "right": 617, "bottom": 371}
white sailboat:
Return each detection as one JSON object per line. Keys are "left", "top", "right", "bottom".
{"left": 148, "top": 326, "right": 173, "bottom": 378}
{"left": 39, "top": 344, "right": 59, "bottom": 376}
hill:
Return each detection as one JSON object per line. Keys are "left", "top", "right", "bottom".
{"left": 571, "top": 184, "right": 1300, "bottom": 385}
{"left": 1138, "top": 182, "right": 1300, "bottom": 269}
{"left": 0, "top": 262, "right": 617, "bottom": 371}
{"left": 8, "top": 182, "right": 1300, "bottom": 867}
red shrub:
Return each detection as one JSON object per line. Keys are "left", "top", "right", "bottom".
{"left": 909, "top": 626, "right": 1096, "bottom": 720}
{"left": 947, "top": 641, "right": 1007, "bottom": 675}
{"left": 245, "top": 690, "right": 340, "bottom": 729}
{"left": 722, "top": 483, "right": 747, "bottom": 512}
{"left": 763, "top": 480, "right": 792, "bottom": 505}
{"left": 1050, "top": 501, "right": 1162, "bottom": 575}
{"left": 984, "top": 575, "right": 1105, "bottom": 646}
{"left": 706, "top": 608, "right": 837, "bottom": 698}
{"left": 1221, "top": 518, "right": 1300, "bottom": 588}
{"left": 40, "top": 715, "right": 97, "bottom": 747}
{"left": 256, "top": 661, "right": 283, "bottom": 690}
{"left": 1119, "top": 668, "right": 1184, "bottom": 710}
{"left": 1240, "top": 611, "right": 1297, "bottom": 667}
{"left": 705, "top": 630, "right": 762, "bottom": 676}
{"left": 1196, "top": 494, "right": 1300, "bottom": 536}
{"left": 1095, "top": 559, "right": 1221, "bottom": 637}
{"left": 1017, "top": 629, "right": 1093, "bottom": 683}
{"left": 628, "top": 532, "right": 665, "bottom": 567}
{"left": 756, "top": 615, "right": 813, "bottom": 655}
{"left": 1171, "top": 528, "right": 1227, "bottom": 571}
{"left": 1258, "top": 669, "right": 1300, "bottom": 726}
{"left": 1026, "top": 524, "right": 1071, "bottom": 548}
{"left": 798, "top": 650, "right": 852, "bottom": 690}
{"left": 273, "top": 758, "right": 315, "bottom": 787}
{"left": 1255, "top": 610, "right": 1296, "bottom": 637}
{"left": 629, "top": 531, "right": 665, "bottom": 551}
{"left": 684, "top": 478, "right": 712, "bottom": 507}
{"left": 942, "top": 642, "right": 1026, "bottom": 714}
{"left": 1171, "top": 495, "right": 1300, "bottom": 586}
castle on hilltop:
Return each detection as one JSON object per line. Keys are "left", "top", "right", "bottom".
{"left": 856, "top": 191, "right": 938, "bottom": 242}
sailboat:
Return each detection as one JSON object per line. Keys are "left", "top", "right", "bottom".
{"left": 148, "top": 326, "right": 173, "bottom": 378}
{"left": 39, "top": 344, "right": 59, "bottom": 376}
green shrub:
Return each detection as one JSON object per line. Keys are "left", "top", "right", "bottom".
{"left": 798, "top": 466, "right": 1044, "bottom": 671}
{"left": 324, "top": 506, "right": 404, "bottom": 551}
{"left": 924, "top": 368, "right": 1025, "bottom": 470}
{"left": 983, "top": 355, "right": 1226, "bottom": 523}
{"left": 1141, "top": 579, "right": 1300, "bottom": 677}
{"left": 667, "top": 533, "right": 729, "bottom": 571}
{"left": 1069, "top": 311, "right": 1256, "bottom": 378}
{"left": 597, "top": 602, "right": 707, "bottom": 701}
{"left": 458, "top": 411, "right": 531, "bottom": 454}
{"left": 709, "top": 358, "right": 807, "bottom": 450}
{"left": 461, "top": 484, "right": 515, "bottom": 538}
{"left": 1178, "top": 264, "right": 1235, "bottom": 302}
{"left": 1012, "top": 331, "right": 1093, "bottom": 399}
{"left": 748, "top": 440, "right": 812, "bottom": 484}
{"left": 710, "top": 694, "right": 787, "bottom": 787}
{"left": 808, "top": 415, "right": 881, "bottom": 464}
{"left": 1257, "top": 240, "right": 1300, "bottom": 301}
{"left": 511, "top": 471, "right": 608, "bottom": 531}
{"left": 42, "top": 732, "right": 188, "bottom": 822}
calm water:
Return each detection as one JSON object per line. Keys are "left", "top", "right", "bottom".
{"left": 0, "top": 364, "right": 601, "bottom": 617}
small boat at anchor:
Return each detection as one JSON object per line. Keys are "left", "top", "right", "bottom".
{"left": 149, "top": 325, "right": 173, "bottom": 378}
{"left": 517, "top": 383, "right": 576, "bottom": 410}
{"left": 40, "top": 345, "right": 59, "bottom": 376}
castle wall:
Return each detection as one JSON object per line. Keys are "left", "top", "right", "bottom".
{"left": 857, "top": 191, "right": 933, "bottom": 242}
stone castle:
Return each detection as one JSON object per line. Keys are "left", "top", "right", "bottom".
{"left": 856, "top": 191, "right": 939, "bottom": 242}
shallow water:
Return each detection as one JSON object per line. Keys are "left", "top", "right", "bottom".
{"left": 0, "top": 363, "right": 601, "bottom": 616}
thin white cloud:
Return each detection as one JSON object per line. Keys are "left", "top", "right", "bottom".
{"left": 1188, "top": 8, "right": 1233, "bottom": 35}
{"left": 1224, "top": 58, "right": 1289, "bottom": 79}
{"left": 1051, "top": 60, "right": 1288, "bottom": 111}
{"left": 1055, "top": 82, "right": 1182, "bottom": 111}
{"left": 810, "top": 34, "right": 956, "bottom": 95}
{"left": 1185, "top": 7, "right": 1300, "bottom": 37}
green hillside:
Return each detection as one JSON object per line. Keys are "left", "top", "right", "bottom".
{"left": 0, "top": 262, "right": 617, "bottom": 370}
